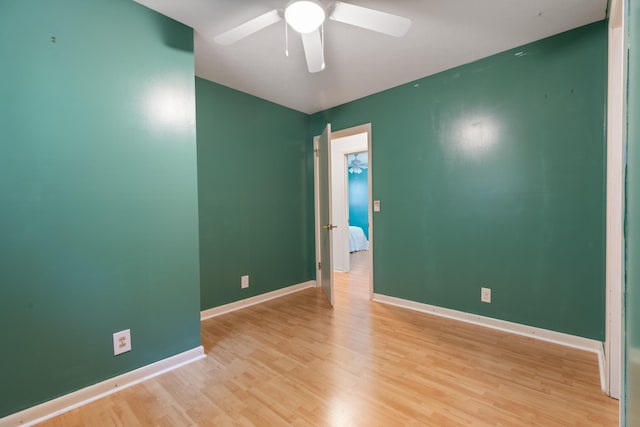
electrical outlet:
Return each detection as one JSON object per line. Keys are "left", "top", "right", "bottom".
{"left": 241, "top": 275, "right": 249, "bottom": 289}
{"left": 113, "top": 329, "right": 132, "bottom": 356}
{"left": 481, "top": 287, "right": 491, "bottom": 303}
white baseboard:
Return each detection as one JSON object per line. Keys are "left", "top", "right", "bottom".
{"left": 0, "top": 346, "right": 205, "bottom": 427}
{"left": 372, "top": 293, "right": 606, "bottom": 390}
{"left": 200, "top": 280, "right": 316, "bottom": 320}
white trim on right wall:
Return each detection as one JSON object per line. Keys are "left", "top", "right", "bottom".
{"left": 373, "top": 293, "right": 606, "bottom": 390}
{"left": 605, "top": 0, "right": 625, "bottom": 401}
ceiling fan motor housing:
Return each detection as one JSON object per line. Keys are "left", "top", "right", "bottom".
{"left": 284, "top": 0, "right": 326, "bottom": 34}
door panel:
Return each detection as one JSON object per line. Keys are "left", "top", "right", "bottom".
{"left": 318, "top": 124, "right": 334, "bottom": 306}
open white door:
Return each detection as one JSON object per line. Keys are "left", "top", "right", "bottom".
{"left": 318, "top": 124, "right": 335, "bottom": 306}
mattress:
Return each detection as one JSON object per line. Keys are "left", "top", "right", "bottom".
{"left": 349, "top": 226, "right": 369, "bottom": 252}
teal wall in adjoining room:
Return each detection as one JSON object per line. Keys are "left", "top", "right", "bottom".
{"left": 311, "top": 21, "right": 607, "bottom": 340}
{"left": 626, "top": 0, "right": 640, "bottom": 424}
{"left": 0, "top": 0, "right": 201, "bottom": 418}
{"left": 196, "top": 78, "right": 314, "bottom": 310}
{"left": 348, "top": 167, "right": 369, "bottom": 239}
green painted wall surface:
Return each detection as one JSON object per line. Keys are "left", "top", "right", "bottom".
{"left": 196, "top": 78, "right": 313, "bottom": 310}
{"left": 311, "top": 22, "right": 607, "bottom": 340}
{"left": 626, "top": 0, "right": 640, "bottom": 424}
{"left": 0, "top": 0, "right": 201, "bottom": 417}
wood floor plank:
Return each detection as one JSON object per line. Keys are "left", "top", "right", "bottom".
{"left": 38, "top": 250, "right": 618, "bottom": 426}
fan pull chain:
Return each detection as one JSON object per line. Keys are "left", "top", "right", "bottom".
{"left": 285, "top": 22, "right": 289, "bottom": 57}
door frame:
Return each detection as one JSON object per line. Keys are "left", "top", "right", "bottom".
{"left": 314, "top": 123, "right": 373, "bottom": 300}
{"left": 605, "top": 0, "right": 625, "bottom": 400}
{"left": 331, "top": 135, "right": 369, "bottom": 273}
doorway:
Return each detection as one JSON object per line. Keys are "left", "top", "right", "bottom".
{"left": 314, "top": 123, "right": 373, "bottom": 303}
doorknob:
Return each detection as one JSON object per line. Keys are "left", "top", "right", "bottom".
{"left": 322, "top": 224, "right": 338, "bottom": 230}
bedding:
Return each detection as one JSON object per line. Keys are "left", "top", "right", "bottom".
{"left": 349, "top": 226, "right": 369, "bottom": 252}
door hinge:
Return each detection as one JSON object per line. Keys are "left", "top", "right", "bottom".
{"left": 318, "top": 261, "right": 322, "bottom": 270}
{"left": 314, "top": 148, "right": 319, "bottom": 157}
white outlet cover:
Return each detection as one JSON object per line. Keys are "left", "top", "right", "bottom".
{"left": 113, "top": 329, "right": 132, "bottom": 356}
{"left": 241, "top": 275, "right": 249, "bottom": 289}
{"left": 481, "top": 287, "right": 491, "bottom": 303}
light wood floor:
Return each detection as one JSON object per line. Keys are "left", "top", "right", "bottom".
{"left": 41, "top": 251, "right": 618, "bottom": 426}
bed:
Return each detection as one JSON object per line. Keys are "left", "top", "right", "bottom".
{"left": 349, "top": 226, "right": 369, "bottom": 252}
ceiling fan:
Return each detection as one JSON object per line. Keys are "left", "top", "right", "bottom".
{"left": 348, "top": 152, "right": 368, "bottom": 174}
{"left": 213, "top": 0, "right": 411, "bottom": 73}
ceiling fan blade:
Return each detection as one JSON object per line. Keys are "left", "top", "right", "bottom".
{"left": 214, "top": 9, "right": 282, "bottom": 45}
{"left": 301, "top": 29, "right": 325, "bottom": 73}
{"left": 329, "top": 1, "right": 411, "bottom": 37}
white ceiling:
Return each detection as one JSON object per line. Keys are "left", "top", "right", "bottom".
{"left": 134, "top": 0, "right": 607, "bottom": 114}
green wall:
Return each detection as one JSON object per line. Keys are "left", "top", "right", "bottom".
{"left": 311, "top": 22, "right": 607, "bottom": 340}
{"left": 0, "top": 0, "right": 201, "bottom": 418}
{"left": 196, "top": 78, "right": 314, "bottom": 310}
{"left": 0, "top": 3, "right": 611, "bottom": 417}
{"left": 626, "top": 0, "right": 640, "bottom": 424}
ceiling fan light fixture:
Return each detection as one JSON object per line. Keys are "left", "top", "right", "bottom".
{"left": 285, "top": 0, "right": 325, "bottom": 34}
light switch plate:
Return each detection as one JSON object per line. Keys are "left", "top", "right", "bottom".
{"left": 113, "top": 329, "right": 131, "bottom": 356}
{"left": 373, "top": 200, "right": 381, "bottom": 212}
